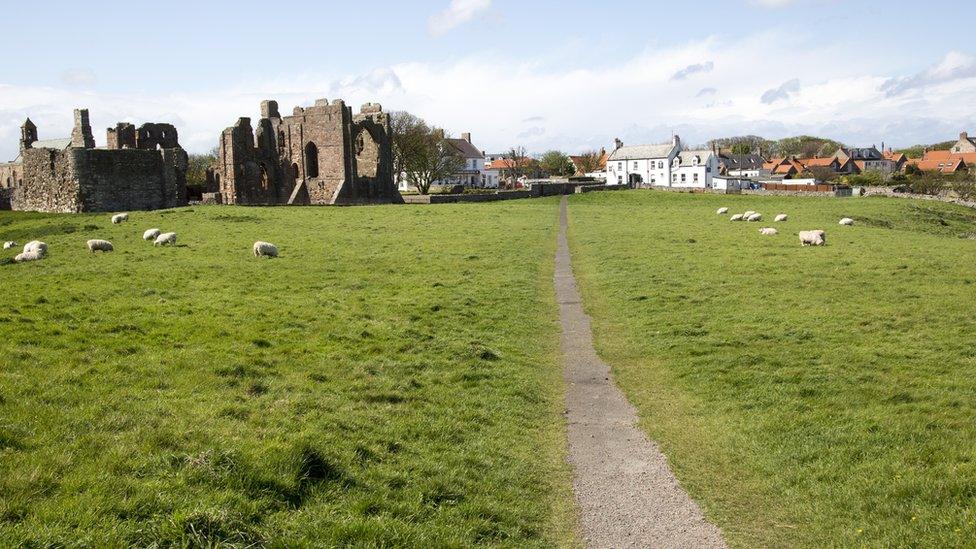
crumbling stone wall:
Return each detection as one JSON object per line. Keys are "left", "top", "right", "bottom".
{"left": 217, "top": 98, "right": 401, "bottom": 206}
{"left": 6, "top": 108, "right": 189, "bottom": 213}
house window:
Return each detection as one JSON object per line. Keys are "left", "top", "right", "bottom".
{"left": 672, "top": 174, "right": 677, "bottom": 183}
{"left": 681, "top": 173, "right": 686, "bottom": 182}
{"left": 618, "top": 162, "right": 623, "bottom": 170}
{"left": 659, "top": 161, "right": 664, "bottom": 169}
{"left": 633, "top": 162, "right": 639, "bottom": 170}
{"left": 694, "top": 173, "right": 699, "bottom": 183}
{"left": 617, "top": 175, "right": 623, "bottom": 184}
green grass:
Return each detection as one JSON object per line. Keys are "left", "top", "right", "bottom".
{"left": 0, "top": 201, "right": 578, "bottom": 547}
{"left": 566, "top": 191, "right": 976, "bottom": 547}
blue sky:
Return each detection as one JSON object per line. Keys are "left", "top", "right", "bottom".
{"left": 1, "top": 0, "right": 975, "bottom": 158}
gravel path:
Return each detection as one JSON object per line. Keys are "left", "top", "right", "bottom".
{"left": 556, "top": 196, "right": 727, "bottom": 548}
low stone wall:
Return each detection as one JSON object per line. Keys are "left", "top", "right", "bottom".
{"left": 402, "top": 190, "right": 533, "bottom": 204}
{"left": 576, "top": 184, "right": 632, "bottom": 194}
{"left": 861, "top": 186, "right": 976, "bottom": 209}
{"left": 741, "top": 188, "right": 849, "bottom": 198}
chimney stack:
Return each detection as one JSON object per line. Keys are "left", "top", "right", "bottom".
{"left": 462, "top": 132, "right": 471, "bottom": 143}
{"left": 614, "top": 138, "right": 623, "bottom": 151}
{"left": 962, "top": 132, "right": 969, "bottom": 142}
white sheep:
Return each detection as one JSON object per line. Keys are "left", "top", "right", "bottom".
{"left": 23, "top": 241, "right": 47, "bottom": 256}
{"left": 143, "top": 228, "right": 161, "bottom": 241}
{"left": 775, "top": 214, "right": 788, "bottom": 222}
{"left": 716, "top": 207, "right": 729, "bottom": 215}
{"left": 87, "top": 239, "right": 114, "bottom": 253}
{"left": 760, "top": 228, "right": 779, "bottom": 236}
{"left": 253, "top": 241, "right": 278, "bottom": 258}
{"left": 839, "top": 218, "right": 855, "bottom": 226}
{"left": 14, "top": 250, "right": 43, "bottom": 262}
{"left": 112, "top": 213, "right": 129, "bottom": 224}
{"left": 3, "top": 241, "right": 16, "bottom": 250}
{"left": 799, "top": 230, "right": 826, "bottom": 247}
{"left": 730, "top": 214, "right": 745, "bottom": 222}
{"left": 744, "top": 211, "right": 757, "bottom": 219}
{"left": 154, "top": 232, "right": 177, "bottom": 247}
{"left": 748, "top": 213, "right": 763, "bottom": 222}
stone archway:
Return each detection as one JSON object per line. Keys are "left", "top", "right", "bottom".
{"left": 354, "top": 128, "right": 380, "bottom": 179}
{"left": 305, "top": 142, "right": 319, "bottom": 179}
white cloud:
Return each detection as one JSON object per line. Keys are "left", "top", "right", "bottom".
{"left": 881, "top": 51, "right": 976, "bottom": 97}
{"left": 0, "top": 34, "right": 973, "bottom": 161}
{"left": 671, "top": 61, "right": 714, "bottom": 81}
{"left": 761, "top": 79, "right": 801, "bottom": 104}
{"left": 60, "top": 68, "right": 97, "bottom": 86}
{"left": 749, "top": 0, "right": 796, "bottom": 7}
{"left": 428, "top": 0, "right": 491, "bottom": 36}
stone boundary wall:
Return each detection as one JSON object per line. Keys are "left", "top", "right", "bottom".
{"left": 401, "top": 182, "right": 629, "bottom": 204}
{"left": 741, "top": 188, "right": 852, "bottom": 198}
{"left": 861, "top": 186, "right": 976, "bottom": 209}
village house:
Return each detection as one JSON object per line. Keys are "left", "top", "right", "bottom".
{"left": 910, "top": 151, "right": 969, "bottom": 174}
{"left": 951, "top": 132, "right": 976, "bottom": 154}
{"left": 569, "top": 148, "right": 608, "bottom": 179}
{"left": 834, "top": 146, "right": 898, "bottom": 173}
{"left": 606, "top": 137, "right": 680, "bottom": 187}
{"left": 718, "top": 153, "right": 766, "bottom": 178}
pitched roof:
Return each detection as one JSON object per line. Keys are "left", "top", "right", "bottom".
{"left": 447, "top": 138, "right": 484, "bottom": 159}
{"left": 607, "top": 142, "right": 677, "bottom": 161}
{"left": 798, "top": 157, "right": 837, "bottom": 168}
{"left": 719, "top": 153, "right": 765, "bottom": 170}
{"left": 676, "top": 150, "right": 714, "bottom": 165}
{"left": 911, "top": 157, "right": 966, "bottom": 173}
{"left": 31, "top": 138, "right": 72, "bottom": 150}
{"left": 921, "top": 150, "right": 976, "bottom": 165}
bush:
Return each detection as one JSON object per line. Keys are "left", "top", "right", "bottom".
{"left": 910, "top": 175, "right": 945, "bottom": 196}
{"left": 950, "top": 177, "right": 976, "bottom": 201}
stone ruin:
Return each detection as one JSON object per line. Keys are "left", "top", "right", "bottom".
{"left": 0, "top": 109, "right": 188, "bottom": 213}
{"left": 213, "top": 99, "right": 402, "bottom": 205}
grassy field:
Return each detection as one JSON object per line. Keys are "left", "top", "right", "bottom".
{"left": 567, "top": 191, "right": 976, "bottom": 547}
{"left": 0, "top": 201, "right": 577, "bottom": 546}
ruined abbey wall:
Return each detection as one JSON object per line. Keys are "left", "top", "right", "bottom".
{"left": 217, "top": 99, "right": 401, "bottom": 206}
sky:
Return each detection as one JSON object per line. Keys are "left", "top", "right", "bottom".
{"left": 1, "top": 0, "right": 975, "bottom": 159}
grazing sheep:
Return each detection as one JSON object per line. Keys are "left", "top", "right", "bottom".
{"left": 839, "top": 218, "right": 855, "bottom": 226}
{"left": 154, "top": 232, "right": 177, "bottom": 247}
{"left": 760, "top": 228, "right": 779, "bottom": 236}
{"left": 3, "top": 241, "right": 16, "bottom": 250}
{"left": 143, "top": 228, "right": 161, "bottom": 241}
{"left": 744, "top": 211, "right": 757, "bottom": 219}
{"left": 23, "top": 241, "right": 47, "bottom": 256}
{"left": 111, "top": 213, "right": 129, "bottom": 224}
{"left": 14, "top": 250, "right": 43, "bottom": 262}
{"left": 775, "top": 214, "right": 788, "bottom": 222}
{"left": 86, "top": 239, "right": 114, "bottom": 253}
{"left": 253, "top": 241, "right": 278, "bottom": 258}
{"left": 730, "top": 214, "right": 745, "bottom": 222}
{"left": 799, "top": 230, "right": 826, "bottom": 247}
{"left": 717, "top": 207, "right": 729, "bottom": 215}
{"left": 747, "top": 213, "right": 763, "bottom": 222}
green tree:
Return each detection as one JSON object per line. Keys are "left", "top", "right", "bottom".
{"left": 574, "top": 150, "right": 603, "bottom": 175}
{"left": 186, "top": 148, "right": 217, "bottom": 190}
{"left": 539, "top": 150, "right": 574, "bottom": 177}
{"left": 390, "top": 111, "right": 428, "bottom": 189}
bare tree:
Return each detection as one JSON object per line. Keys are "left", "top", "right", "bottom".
{"left": 404, "top": 129, "right": 465, "bottom": 195}
{"left": 390, "top": 111, "right": 427, "bottom": 188}
{"left": 574, "top": 150, "right": 603, "bottom": 175}
{"left": 502, "top": 146, "right": 531, "bottom": 187}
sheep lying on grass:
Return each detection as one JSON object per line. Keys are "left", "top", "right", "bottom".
{"left": 760, "top": 228, "right": 778, "bottom": 236}
{"left": 775, "top": 214, "right": 788, "bottom": 222}
{"left": 717, "top": 207, "right": 729, "bottom": 215}
{"left": 14, "top": 250, "right": 43, "bottom": 262}
{"left": 839, "top": 218, "right": 855, "bottom": 226}
{"left": 730, "top": 214, "right": 745, "bottom": 222}
{"left": 87, "top": 239, "right": 114, "bottom": 253}
{"left": 747, "top": 213, "right": 763, "bottom": 222}
{"left": 24, "top": 241, "right": 47, "bottom": 256}
{"left": 111, "top": 213, "right": 129, "bottom": 224}
{"left": 253, "top": 241, "right": 278, "bottom": 258}
{"left": 154, "top": 232, "right": 177, "bottom": 246}
{"left": 143, "top": 229, "right": 161, "bottom": 241}
{"left": 800, "top": 230, "right": 826, "bottom": 246}
{"left": 3, "top": 241, "right": 16, "bottom": 250}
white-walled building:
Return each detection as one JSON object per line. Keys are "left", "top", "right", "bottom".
{"left": 606, "top": 136, "right": 718, "bottom": 189}
{"left": 398, "top": 132, "right": 486, "bottom": 192}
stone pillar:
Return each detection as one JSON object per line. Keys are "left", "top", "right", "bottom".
{"left": 71, "top": 109, "right": 96, "bottom": 149}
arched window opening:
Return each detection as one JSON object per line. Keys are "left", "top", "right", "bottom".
{"left": 305, "top": 142, "right": 319, "bottom": 179}
{"left": 260, "top": 164, "right": 270, "bottom": 191}
{"left": 291, "top": 163, "right": 300, "bottom": 179}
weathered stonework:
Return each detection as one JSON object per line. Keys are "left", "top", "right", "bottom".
{"left": 1, "top": 109, "right": 188, "bottom": 213}
{"left": 216, "top": 99, "right": 402, "bottom": 206}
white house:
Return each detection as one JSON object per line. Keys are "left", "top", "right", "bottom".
{"left": 670, "top": 150, "right": 719, "bottom": 189}
{"left": 606, "top": 136, "right": 718, "bottom": 189}
{"left": 606, "top": 136, "right": 680, "bottom": 186}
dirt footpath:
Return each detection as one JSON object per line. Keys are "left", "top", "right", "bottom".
{"left": 556, "top": 196, "right": 727, "bottom": 548}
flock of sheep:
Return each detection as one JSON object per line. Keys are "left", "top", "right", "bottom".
{"left": 717, "top": 206, "right": 855, "bottom": 247}
{"left": 3, "top": 212, "right": 279, "bottom": 263}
